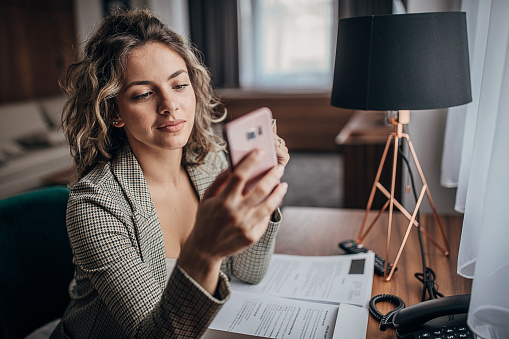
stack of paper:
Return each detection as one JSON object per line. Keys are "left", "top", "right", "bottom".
{"left": 204, "top": 252, "right": 374, "bottom": 339}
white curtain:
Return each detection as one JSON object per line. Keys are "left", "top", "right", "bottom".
{"left": 441, "top": 0, "right": 490, "bottom": 204}
{"left": 441, "top": 0, "right": 509, "bottom": 337}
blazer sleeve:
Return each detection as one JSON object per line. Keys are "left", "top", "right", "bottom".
{"left": 221, "top": 208, "right": 282, "bottom": 284}
{"left": 211, "top": 150, "right": 283, "bottom": 284}
{"left": 66, "top": 182, "right": 229, "bottom": 338}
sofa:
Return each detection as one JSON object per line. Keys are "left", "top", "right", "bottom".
{"left": 0, "top": 96, "right": 73, "bottom": 199}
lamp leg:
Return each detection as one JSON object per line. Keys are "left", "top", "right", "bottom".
{"left": 376, "top": 182, "right": 449, "bottom": 254}
{"left": 357, "top": 134, "right": 394, "bottom": 243}
{"left": 353, "top": 125, "right": 450, "bottom": 282}
{"left": 403, "top": 135, "right": 450, "bottom": 256}
{"left": 384, "top": 134, "right": 400, "bottom": 279}
{"left": 386, "top": 185, "right": 427, "bottom": 281}
{"left": 359, "top": 201, "right": 389, "bottom": 240}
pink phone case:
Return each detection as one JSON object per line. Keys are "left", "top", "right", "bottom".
{"left": 224, "top": 107, "right": 279, "bottom": 193}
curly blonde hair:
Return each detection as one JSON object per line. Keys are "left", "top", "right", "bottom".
{"left": 60, "top": 9, "right": 226, "bottom": 181}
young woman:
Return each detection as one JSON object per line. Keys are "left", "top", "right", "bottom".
{"left": 50, "top": 9, "right": 289, "bottom": 338}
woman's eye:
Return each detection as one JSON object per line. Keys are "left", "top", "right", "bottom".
{"left": 173, "top": 84, "right": 189, "bottom": 91}
{"left": 133, "top": 92, "right": 152, "bottom": 100}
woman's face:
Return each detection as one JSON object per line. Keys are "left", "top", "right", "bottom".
{"left": 115, "top": 42, "right": 196, "bottom": 154}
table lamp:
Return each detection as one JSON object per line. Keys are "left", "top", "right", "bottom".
{"left": 331, "top": 12, "right": 472, "bottom": 281}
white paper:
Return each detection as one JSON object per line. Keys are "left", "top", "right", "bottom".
{"left": 229, "top": 253, "right": 374, "bottom": 307}
{"left": 208, "top": 290, "right": 337, "bottom": 339}
{"left": 332, "top": 303, "right": 369, "bottom": 339}
{"left": 206, "top": 253, "right": 374, "bottom": 338}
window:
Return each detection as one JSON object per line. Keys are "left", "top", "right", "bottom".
{"left": 238, "top": 0, "right": 337, "bottom": 91}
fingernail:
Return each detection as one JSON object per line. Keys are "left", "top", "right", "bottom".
{"left": 280, "top": 182, "right": 288, "bottom": 192}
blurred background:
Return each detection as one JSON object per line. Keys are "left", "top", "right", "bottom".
{"left": 0, "top": 0, "right": 462, "bottom": 212}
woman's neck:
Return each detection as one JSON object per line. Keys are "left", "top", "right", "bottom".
{"left": 130, "top": 144, "right": 184, "bottom": 187}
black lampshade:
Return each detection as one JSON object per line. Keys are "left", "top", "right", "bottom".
{"left": 331, "top": 12, "right": 472, "bottom": 111}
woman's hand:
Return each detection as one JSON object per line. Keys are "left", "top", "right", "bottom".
{"left": 178, "top": 150, "right": 287, "bottom": 294}
{"left": 273, "top": 121, "right": 290, "bottom": 168}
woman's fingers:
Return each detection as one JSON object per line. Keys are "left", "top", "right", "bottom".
{"left": 202, "top": 168, "right": 230, "bottom": 200}
{"left": 243, "top": 164, "right": 285, "bottom": 207}
{"left": 275, "top": 141, "right": 290, "bottom": 167}
{"left": 221, "top": 149, "right": 264, "bottom": 198}
{"left": 243, "top": 182, "right": 288, "bottom": 242}
{"left": 188, "top": 147, "right": 288, "bottom": 261}
{"left": 272, "top": 122, "right": 290, "bottom": 167}
{"left": 253, "top": 181, "right": 288, "bottom": 222}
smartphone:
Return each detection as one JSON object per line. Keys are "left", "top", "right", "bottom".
{"left": 224, "top": 107, "right": 279, "bottom": 193}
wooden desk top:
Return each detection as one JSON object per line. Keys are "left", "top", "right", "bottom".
{"left": 275, "top": 207, "right": 472, "bottom": 338}
{"left": 335, "top": 111, "right": 393, "bottom": 145}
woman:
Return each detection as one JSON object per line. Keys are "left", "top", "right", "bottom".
{"left": 50, "top": 8, "right": 289, "bottom": 338}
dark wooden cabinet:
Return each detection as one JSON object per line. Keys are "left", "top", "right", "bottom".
{"left": 336, "top": 111, "right": 403, "bottom": 209}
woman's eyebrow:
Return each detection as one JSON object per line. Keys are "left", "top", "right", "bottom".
{"left": 169, "top": 69, "right": 187, "bottom": 80}
{"left": 124, "top": 69, "right": 188, "bottom": 90}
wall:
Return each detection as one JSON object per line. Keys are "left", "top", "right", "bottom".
{"left": 146, "top": 0, "right": 190, "bottom": 38}
{"left": 73, "top": 0, "right": 189, "bottom": 51}
{"left": 0, "top": 1, "right": 77, "bottom": 103}
{"left": 73, "top": 0, "right": 102, "bottom": 56}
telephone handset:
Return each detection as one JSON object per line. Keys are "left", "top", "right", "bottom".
{"left": 392, "top": 294, "right": 473, "bottom": 338}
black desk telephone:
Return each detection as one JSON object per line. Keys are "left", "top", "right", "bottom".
{"left": 392, "top": 294, "right": 473, "bottom": 338}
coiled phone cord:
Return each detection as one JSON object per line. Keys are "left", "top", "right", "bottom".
{"left": 368, "top": 137, "right": 446, "bottom": 333}
{"left": 368, "top": 294, "right": 406, "bottom": 331}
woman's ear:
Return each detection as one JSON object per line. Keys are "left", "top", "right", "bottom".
{"left": 111, "top": 116, "right": 125, "bottom": 128}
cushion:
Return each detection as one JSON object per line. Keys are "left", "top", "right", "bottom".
{"left": 0, "top": 101, "right": 51, "bottom": 141}
{"left": 0, "top": 145, "right": 72, "bottom": 200}
{"left": 17, "top": 130, "right": 65, "bottom": 149}
{"left": 0, "top": 140, "right": 25, "bottom": 164}
{"left": 39, "top": 96, "right": 66, "bottom": 129}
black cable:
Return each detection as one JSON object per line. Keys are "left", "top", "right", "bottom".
{"left": 398, "top": 139, "right": 443, "bottom": 301}
{"left": 369, "top": 131, "right": 445, "bottom": 332}
{"left": 368, "top": 294, "right": 406, "bottom": 331}
{"left": 415, "top": 268, "right": 444, "bottom": 300}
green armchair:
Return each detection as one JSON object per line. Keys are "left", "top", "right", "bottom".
{"left": 0, "top": 186, "right": 73, "bottom": 339}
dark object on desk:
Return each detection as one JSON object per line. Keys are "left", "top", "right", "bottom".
{"left": 0, "top": 186, "right": 73, "bottom": 339}
{"left": 393, "top": 294, "right": 472, "bottom": 339}
{"left": 339, "top": 239, "right": 396, "bottom": 276}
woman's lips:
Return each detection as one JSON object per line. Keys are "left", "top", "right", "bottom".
{"left": 157, "top": 119, "right": 186, "bottom": 133}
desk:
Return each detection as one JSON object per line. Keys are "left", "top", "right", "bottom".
{"left": 275, "top": 207, "right": 472, "bottom": 338}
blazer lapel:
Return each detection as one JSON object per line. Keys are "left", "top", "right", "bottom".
{"left": 111, "top": 145, "right": 167, "bottom": 289}
{"left": 186, "top": 151, "right": 228, "bottom": 200}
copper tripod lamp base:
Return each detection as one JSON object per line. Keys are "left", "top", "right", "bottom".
{"left": 356, "top": 110, "right": 450, "bottom": 282}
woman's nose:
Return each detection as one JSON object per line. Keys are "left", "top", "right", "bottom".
{"left": 158, "top": 92, "right": 178, "bottom": 115}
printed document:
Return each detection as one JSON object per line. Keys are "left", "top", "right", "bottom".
{"left": 229, "top": 253, "right": 373, "bottom": 307}
{"left": 208, "top": 290, "right": 338, "bottom": 339}
{"left": 204, "top": 252, "right": 374, "bottom": 339}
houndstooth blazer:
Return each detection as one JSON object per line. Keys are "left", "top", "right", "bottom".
{"left": 50, "top": 145, "right": 281, "bottom": 338}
